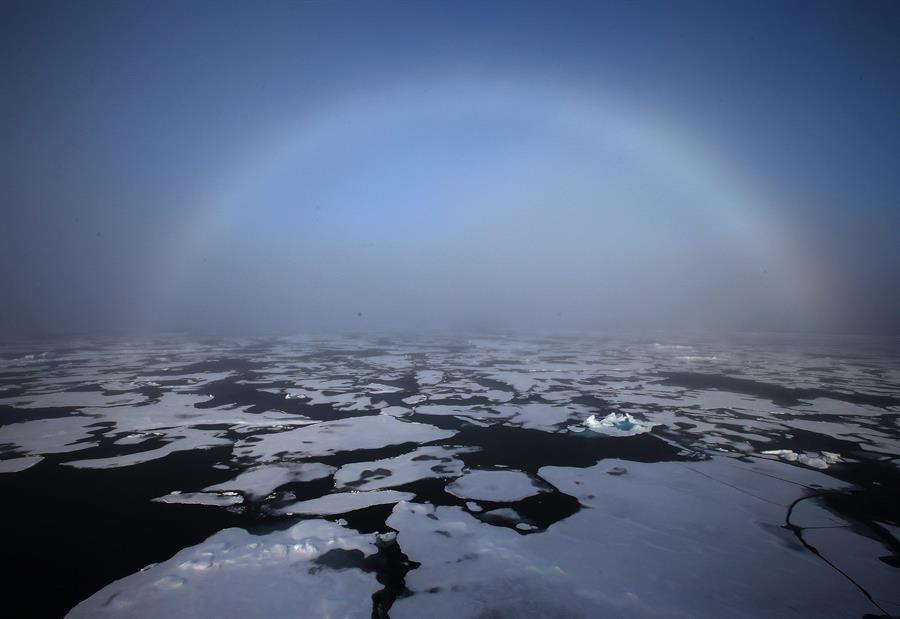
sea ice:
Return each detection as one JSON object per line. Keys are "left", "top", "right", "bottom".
{"left": 203, "top": 462, "right": 336, "bottom": 500}
{"left": 275, "top": 490, "right": 415, "bottom": 516}
{"left": 233, "top": 415, "right": 456, "bottom": 462}
{"left": 761, "top": 449, "right": 843, "bottom": 469}
{"left": 491, "top": 402, "right": 577, "bottom": 432}
{"left": 379, "top": 405, "right": 413, "bottom": 417}
{"left": 445, "top": 469, "right": 548, "bottom": 502}
{"left": 0, "top": 390, "right": 146, "bottom": 410}
{"left": 480, "top": 507, "right": 534, "bottom": 530}
{"left": 66, "top": 519, "right": 380, "bottom": 619}
{"left": 364, "top": 383, "right": 403, "bottom": 394}
{"left": 0, "top": 416, "right": 101, "bottom": 455}
{"left": 386, "top": 458, "right": 878, "bottom": 618}
{"left": 334, "top": 446, "right": 474, "bottom": 491}
{"left": 0, "top": 455, "right": 43, "bottom": 473}
{"left": 416, "top": 370, "right": 443, "bottom": 386}
{"left": 113, "top": 433, "right": 161, "bottom": 446}
{"left": 582, "top": 412, "right": 656, "bottom": 436}
{"left": 152, "top": 491, "right": 244, "bottom": 507}
{"left": 386, "top": 502, "right": 614, "bottom": 618}
{"left": 64, "top": 430, "right": 231, "bottom": 469}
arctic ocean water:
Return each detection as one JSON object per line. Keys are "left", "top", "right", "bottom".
{"left": 0, "top": 334, "right": 898, "bottom": 618}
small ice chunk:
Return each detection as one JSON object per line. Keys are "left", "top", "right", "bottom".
{"left": 465, "top": 501, "right": 483, "bottom": 512}
{"left": 479, "top": 508, "right": 521, "bottom": 523}
{"left": 583, "top": 412, "right": 655, "bottom": 436}
{"left": 365, "top": 383, "right": 402, "bottom": 394}
{"left": 454, "top": 416, "right": 491, "bottom": 427}
{"left": 762, "top": 449, "right": 799, "bottom": 462}
{"left": 479, "top": 507, "right": 538, "bottom": 531}
{"left": 821, "top": 451, "right": 843, "bottom": 464}
{"left": 761, "top": 449, "right": 842, "bottom": 470}
{"left": 114, "top": 433, "right": 160, "bottom": 445}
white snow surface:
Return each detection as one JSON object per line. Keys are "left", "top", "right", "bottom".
{"left": 582, "top": 412, "right": 656, "bottom": 436}
{"left": 233, "top": 415, "right": 455, "bottom": 461}
{"left": 386, "top": 457, "right": 874, "bottom": 618}
{"left": 275, "top": 490, "right": 415, "bottom": 515}
{"left": 66, "top": 519, "right": 379, "bottom": 619}
{"left": 152, "top": 491, "right": 243, "bottom": 507}
{"left": 334, "top": 446, "right": 474, "bottom": 491}
{"left": 445, "top": 469, "right": 547, "bottom": 502}
{"left": 0, "top": 455, "right": 43, "bottom": 473}
{"left": 203, "top": 463, "right": 336, "bottom": 499}
{"left": 63, "top": 430, "right": 231, "bottom": 469}
{"left": 0, "top": 416, "right": 100, "bottom": 455}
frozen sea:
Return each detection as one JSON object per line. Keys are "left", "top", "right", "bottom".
{"left": 0, "top": 334, "right": 898, "bottom": 618}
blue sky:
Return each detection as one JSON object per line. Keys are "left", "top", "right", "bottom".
{"left": 2, "top": 1, "right": 899, "bottom": 335}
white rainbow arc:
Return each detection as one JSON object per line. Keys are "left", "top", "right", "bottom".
{"left": 141, "top": 76, "right": 829, "bottom": 330}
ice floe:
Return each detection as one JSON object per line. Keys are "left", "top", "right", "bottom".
{"left": 203, "top": 462, "right": 336, "bottom": 499}
{"left": 491, "top": 402, "right": 579, "bottom": 431}
{"left": 153, "top": 491, "right": 244, "bottom": 507}
{"left": 0, "top": 390, "right": 146, "bottom": 410}
{"left": 234, "top": 415, "right": 455, "bottom": 461}
{"left": 479, "top": 507, "right": 537, "bottom": 530}
{"left": 761, "top": 449, "right": 843, "bottom": 469}
{"left": 445, "top": 469, "right": 548, "bottom": 502}
{"left": 385, "top": 457, "right": 876, "bottom": 618}
{"left": 0, "top": 455, "right": 43, "bottom": 473}
{"left": 64, "top": 430, "right": 231, "bottom": 469}
{"left": 275, "top": 490, "right": 415, "bottom": 515}
{"left": 66, "top": 520, "right": 380, "bottom": 619}
{"left": 0, "top": 417, "right": 101, "bottom": 455}
{"left": 581, "top": 412, "right": 656, "bottom": 436}
{"left": 334, "top": 446, "right": 474, "bottom": 491}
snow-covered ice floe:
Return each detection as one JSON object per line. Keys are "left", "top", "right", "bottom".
{"left": 761, "top": 449, "right": 843, "bottom": 470}
{"left": 0, "top": 455, "right": 43, "bottom": 473}
{"left": 334, "top": 446, "right": 475, "bottom": 491}
{"left": 152, "top": 491, "right": 243, "bottom": 507}
{"left": 233, "top": 415, "right": 456, "bottom": 461}
{"left": 445, "top": 469, "right": 548, "bottom": 502}
{"left": 66, "top": 520, "right": 380, "bottom": 619}
{"left": 202, "top": 463, "right": 336, "bottom": 500}
{"left": 275, "top": 489, "right": 415, "bottom": 516}
{"left": 385, "top": 456, "right": 882, "bottom": 618}
{"left": 579, "top": 412, "right": 656, "bottom": 436}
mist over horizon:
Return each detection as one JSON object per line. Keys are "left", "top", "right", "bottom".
{"left": 3, "top": 0, "right": 899, "bottom": 339}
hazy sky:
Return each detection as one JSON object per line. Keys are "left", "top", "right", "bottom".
{"left": 3, "top": 0, "right": 899, "bottom": 337}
